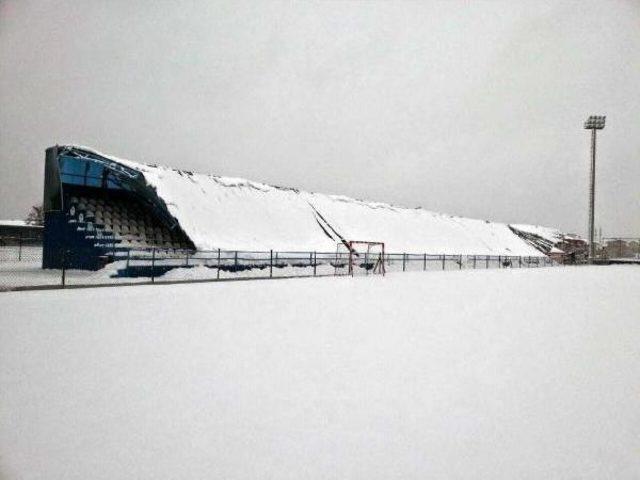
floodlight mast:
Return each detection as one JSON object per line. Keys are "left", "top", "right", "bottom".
{"left": 583, "top": 115, "right": 605, "bottom": 263}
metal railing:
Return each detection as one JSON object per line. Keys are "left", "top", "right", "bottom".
{"left": 0, "top": 242, "right": 558, "bottom": 292}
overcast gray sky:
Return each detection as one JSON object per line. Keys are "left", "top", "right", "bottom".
{"left": 1, "top": 0, "right": 638, "bottom": 236}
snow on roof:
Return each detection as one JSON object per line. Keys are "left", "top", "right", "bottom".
{"left": 0, "top": 220, "right": 42, "bottom": 228}
{"left": 65, "top": 145, "right": 546, "bottom": 256}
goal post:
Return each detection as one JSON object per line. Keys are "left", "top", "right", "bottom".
{"left": 336, "top": 240, "right": 386, "bottom": 276}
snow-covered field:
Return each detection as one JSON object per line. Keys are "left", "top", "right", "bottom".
{"left": 1, "top": 266, "right": 639, "bottom": 479}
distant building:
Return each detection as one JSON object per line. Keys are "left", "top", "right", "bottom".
{"left": 603, "top": 239, "right": 640, "bottom": 259}
{"left": 0, "top": 220, "right": 43, "bottom": 245}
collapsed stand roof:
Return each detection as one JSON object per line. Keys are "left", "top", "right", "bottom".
{"left": 60, "top": 145, "right": 547, "bottom": 256}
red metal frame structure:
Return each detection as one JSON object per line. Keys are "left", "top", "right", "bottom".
{"left": 338, "top": 240, "right": 386, "bottom": 276}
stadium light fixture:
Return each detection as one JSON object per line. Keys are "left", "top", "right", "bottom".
{"left": 584, "top": 115, "right": 606, "bottom": 263}
{"left": 584, "top": 115, "right": 606, "bottom": 130}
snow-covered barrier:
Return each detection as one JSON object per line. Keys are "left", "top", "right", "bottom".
{"left": 66, "top": 146, "right": 547, "bottom": 256}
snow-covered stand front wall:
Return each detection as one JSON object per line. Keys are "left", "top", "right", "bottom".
{"left": 42, "top": 145, "right": 545, "bottom": 270}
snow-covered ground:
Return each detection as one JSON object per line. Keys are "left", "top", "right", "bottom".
{"left": 0, "top": 220, "right": 35, "bottom": 227}
{"left": 2, "top": 266, "right": 639, "bottom": 479}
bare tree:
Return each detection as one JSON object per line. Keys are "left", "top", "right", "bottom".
{"left": 25, "top": 204, "right": 44, "bottom": 226}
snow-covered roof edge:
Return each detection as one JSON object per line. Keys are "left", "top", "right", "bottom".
{"left": 63, "top": 144, "right": 523, "bottom": 224}
{"left": 56, "top": 145, "right": 551, "bottom": 255}
{"left": 0, "top": 220, "right": 43, "bottom": 228}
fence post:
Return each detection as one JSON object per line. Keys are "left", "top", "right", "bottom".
{"left": 217, "top": 248, "right": 221, "bottom": 279}
{"left": 234, "top": 251, "right": 238, "bottom": 271}
{"left": 473, "top": 255, "right": 476, "bottom": 269}
{"left": 459, "top": 254, "right": 463, "bottom": 269}
{"left": 498, "top": 255, "right": 501, "bottom": 268}
{"left": 402, "top": 253, "right": 406, "bottom": 272}
{"left": 423, "top": 253, "right": 426, "bottom": 271}
{"left": 61, "top": 249, "right": 66, "bottom": 287}
{"left": 519, "top": 256, "right": 522, "bottom": 268}
{"left": 126, "top": 249, "right": 131, "bottom": 269}
{"left": 151, "top": 248, "right": 155, "bottom": 283}
{"left": 442, "top": 254, "right": 445, "bottom": 270}
{"left": 313, "top": 252, "right": 317, "bottom": 276}
{"left": 18, "top": 231, "right": 22, "bottom": 261}
{"left": 486, "top": 255, "right": 489, "bottom": 269}
{"left": 185, "top": 251, "right": 189, "bottom": 267}
{"left": 270, "top": 250, "right": 273, "bottom": 278}
{"left": 365, "top": 251, "right": 369, "bottom": 275}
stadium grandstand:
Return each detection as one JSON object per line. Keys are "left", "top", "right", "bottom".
{"left": 42, "top": 145, "right": 555, "bottom": 273}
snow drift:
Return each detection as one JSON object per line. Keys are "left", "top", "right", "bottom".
{"left": 70, "top": 146, "right": 546, "bottom": 256}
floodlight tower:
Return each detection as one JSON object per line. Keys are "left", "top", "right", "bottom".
{"left": 583, "top": 115, "right": 606, "bottom": 262}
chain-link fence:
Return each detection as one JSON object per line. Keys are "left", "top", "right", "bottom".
{"left": 0, "top": 238, "right": 558, "bottom": 292}
{"left": 0, "top": 237, "right": 55, "bottom": 290}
